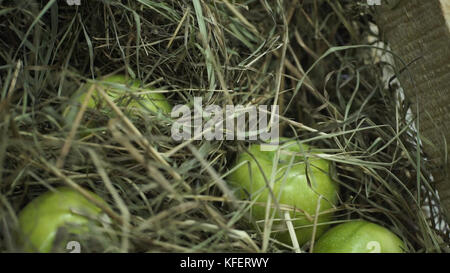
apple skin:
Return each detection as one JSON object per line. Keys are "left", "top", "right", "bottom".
{"left": 227, "top": 140, "right": 339, "bottom": 246}
{"left": 313, "top": 220, "right": 406, "bottom": 253}
{"left": 64, "top": 74, "right": 172, "bottom": 121}
{"left": 18, "top": 187, "right": 108, "bottom": 253}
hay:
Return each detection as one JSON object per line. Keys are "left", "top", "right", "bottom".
{"left": 0, "top": 0, "right": 448, "bottom": 252}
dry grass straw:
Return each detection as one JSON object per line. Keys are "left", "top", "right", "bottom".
{"left": 0, "top": 0, "right": 448, "bottom": 252}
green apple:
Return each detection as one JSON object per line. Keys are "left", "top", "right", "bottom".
{"left": 64, "top": 74, "right": 172, "bottom": 122}
{"left": 18, "top": 187, "right": 109, "bottom": 253}
{"left": 227, "top": 139, "right": 339, "bottom": 246}
{"left": 313, "top": 220, "right": 406, "bottom": 253}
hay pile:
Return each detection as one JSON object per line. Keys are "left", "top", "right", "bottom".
{"left": 0, "top": 0, "right": 448, "bottom": 252}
